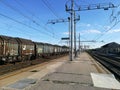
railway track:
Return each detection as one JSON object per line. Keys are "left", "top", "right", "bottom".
{"left": 0, "top": 55, "right": 67, "bottom": 76}
{"left": 88, "top": 51, "right": 120, "bottom": 81}
{"left": 0, "top": 55, "right": 68, "bottom": 87}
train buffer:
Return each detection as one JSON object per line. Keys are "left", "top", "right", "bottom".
{"left": 1, "top": 52, "right": 120, "bottom": 90}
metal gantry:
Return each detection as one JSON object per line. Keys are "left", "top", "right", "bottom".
{"left": 47, "top": 0, "right": 116, "bottom": 61}
{"left": 47, "top": 18, "right": 70, "bottom": 24}
{"left": 65, "top": 0, "right": 116, "bottom": 61}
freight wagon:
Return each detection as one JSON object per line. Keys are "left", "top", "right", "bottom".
{"left": 0, "top": 35, "right": 69, "bottom": 65}
{"left": 0, "top": 35, "right": 18, "bottom": 64}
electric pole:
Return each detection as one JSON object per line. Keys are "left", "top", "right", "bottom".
{"left": 47, "top": 16, "right": 80, "bottom": 61}
{"left": 79, "top": 33, "right": 80, "bottom": 54}
{"left": 69, "top": 0, "right": 74, "bottom": 61}
{"left": 74, "top": 11, "right": 76, "bottom": 58}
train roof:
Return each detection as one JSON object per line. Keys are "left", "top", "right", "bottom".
{"left": 16, "top": 37, "right": 34, "bottom": 45}
{"left": 44, "top": 43, "right": 53, "bottom": 46}
{"left": 62, "top": 45, "right": 69, "bottom": 48}
{"left": 33, "top": 41, "right": 44, "bottom": 45}
{"left": 0, "top": 35, "right": 18, "bottom": 43}
{"left": 0, "top": 35, "right": 68, "bottom": 47}
{"left": 53, "top": 44, "right": 62, "bottom": 47}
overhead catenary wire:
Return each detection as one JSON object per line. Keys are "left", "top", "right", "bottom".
{"left": 0, "top": 0, "right": 56, "bottom": 37}
{"left": 41, "top": 0, "right": 61, "bottom": 19}
{"left": 101, "top": 6, "right": 120, "bottom": 41}
{"left": 91, "top": 4, "right": 120, "bottom": 41}
{"left": 2, "top": 22, "right": 34, "bottom": 36}
{"left": 42, "top": 0, "right": 69, "bottom": 25}
{"left": 95, "top": 20, "right": 120, "bottom": 41}
{"left": 1, "top": 0, "right": 38, "bottom": 25}
{"left": 41, "top": 0, "right": 69, "bottom": 38}
{"left": 75, "top": 1, "right": 117, "bottom": 44}
{"left": 14, "top": 0, "right": 35, "bottom": 17}
{"left": 93, "top": 5, "right": 120, "bottom": 41}
{"left": 13, "top": 0, "right": 56, "bottom": 36}
{"left": 0, "top": 12, "right": 60, "bottom": 40}
{"left": 66, "top": 0, "right": 117, "bottom": 51}
{"left": 75, "top": 0, "right": 118, "bottom": 43}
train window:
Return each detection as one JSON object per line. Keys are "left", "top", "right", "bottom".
{"left": 22, "top": 45, "right": 26, "bottom": 50}
{"left": 37, "top": 48, "right": 43, "bottom": 53}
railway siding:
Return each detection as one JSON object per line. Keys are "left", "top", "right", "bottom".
{"left": 88, "top": 51, "right": 120, "bottom": 81}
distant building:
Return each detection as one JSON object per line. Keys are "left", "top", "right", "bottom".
{"left": 100, "top": 42, "right": 120, "bottom": 54}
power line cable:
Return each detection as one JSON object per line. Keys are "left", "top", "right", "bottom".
{"left": 41, "top": 0, "right": 69, "bottom": 37}
{"left": 2, "top": 22, "right": 33, "bottom": 36}
{"left": 0, "top": 12, "right": 60, "bottom": 40}
{"left": 92, "top": 4, "right": 120, "bottom": 41}
{"left": 93, "top": 5, "right": 120, "bottom": 41}
{"left": 13, "top": 0, "right": 61, "bottom": 38}
{"left": 95, "top": 20, "right": 120, "bottom": 41}
{"left": 1, "top": 1, "right": 37, "bottom": 25}
{"left": 41, "top": 0, "right": 61, "bottom": 19}
{"left": 0, "top": 0, "right": 55, "bottom": 36}
{"left": 14, "top": 0, "right": 35, "bottom": 17}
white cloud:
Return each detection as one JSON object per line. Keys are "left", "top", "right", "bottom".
{"left": 86, "top": 24, "right": 91, "bottom": 27}
{"left": 63, "top": 32, "right": 69, "bottom": 35}
{"left": 80, "top": 29, "right": 101, "bottom": 34}
{"left": 87, "top": 30, "right": 101, "bottom": 33}
{"left": 78, "top": 23, "right": 91, "bottom": 27}
{"left": 63, "top": 29, "right": 101, "bottom": 35}
{"left": 104, "top": 26, "right": 111, "bottom": 30}
{"left": 108, "top": 29, "right": 120, "bottom": 33}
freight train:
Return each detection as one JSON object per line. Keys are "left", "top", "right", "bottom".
{"left": 0, "top": 35, "right": 69, "bottom": 64}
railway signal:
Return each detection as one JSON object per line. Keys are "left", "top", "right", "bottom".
{"left": 61, "top": 37, "right": 69, "bottom": 40}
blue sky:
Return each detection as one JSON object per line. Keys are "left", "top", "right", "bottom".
{"left": 0, "top": 0, "right": 120, "bottom": 48}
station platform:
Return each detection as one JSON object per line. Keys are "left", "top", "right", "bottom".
{"left": 2, "top": 52, "right": 120, "bottom": 90}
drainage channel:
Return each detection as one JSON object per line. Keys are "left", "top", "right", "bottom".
{"left": 43, "top": 79, "right": 93, "bottom": 86}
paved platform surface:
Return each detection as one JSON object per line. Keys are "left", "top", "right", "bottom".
{"left": 2, "top": 52, "right": 120, "bottom": 90}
